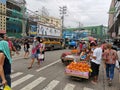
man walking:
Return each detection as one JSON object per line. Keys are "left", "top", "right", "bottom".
{"left": 89, "top": 43, "right": 102, "bottom": 84}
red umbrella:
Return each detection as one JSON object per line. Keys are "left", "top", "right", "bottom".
{"left": 88, "top": 36, "right": 96, "bottom": 41}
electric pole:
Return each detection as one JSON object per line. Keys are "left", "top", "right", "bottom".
{"left": 59, "top": 6, "right": 67, "bottom": 33}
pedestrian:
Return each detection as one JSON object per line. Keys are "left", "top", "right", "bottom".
{"left": 89, "top": 42, "right": 102, "bottom": 85}
{"left": 28, "top": 37, "right": 40, "bottom": 69}
{"left": 39, "top": 39, "right": 45, "bottom": 61}
{"left": 0, "top": 34, "right": 12, "bottom": 87}
{"left": 80, "top": 49, "right": 87, "bottom": 61}
{"left": 24, "top": 39, "right": 30, "bottom": 59}
{"left": 103, "top": 44, "right": 118, "bottom": 86}
{"left": 3, "top": 34, "right": 19, "bottom": 57}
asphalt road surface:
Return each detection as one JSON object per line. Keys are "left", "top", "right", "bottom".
{"left": 11, "top": 49, "right": 120, "bottom": 90}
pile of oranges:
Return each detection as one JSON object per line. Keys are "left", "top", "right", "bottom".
{"left": 71, "top": 49, "right": 78, "bottom": 54}
{"left": 67, "top": 62, "right": 91, "bottom": 72}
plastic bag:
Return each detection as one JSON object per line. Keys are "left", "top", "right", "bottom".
{"left": 116, "top": 60, "right": 119, "bottom": 69}
{"left": 38, "top": 54, "right": 44, "bottom": 59}
{"left": 4, "top": 85, "right": 12, "bottom": 90}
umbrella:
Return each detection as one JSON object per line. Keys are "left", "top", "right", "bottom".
{"left": 81, "top": 36, "right": 96, "bottom": 41}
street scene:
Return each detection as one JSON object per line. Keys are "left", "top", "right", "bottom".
{"left": 0, "top": 0, "right": 120, "bottom": 90}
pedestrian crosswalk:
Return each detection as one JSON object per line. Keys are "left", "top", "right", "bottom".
{"left": 21, "top": 77, "right": 46, "bottom": 90}
{"left": 12, "top": 74, "right": 34, "bottom": 88}
{"left": 11, "top": 71, "right": 93, "bottom": 90}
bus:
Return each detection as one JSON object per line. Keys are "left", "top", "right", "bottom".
{"left": 39, "top": 36, "right": 64, "bottom": 51}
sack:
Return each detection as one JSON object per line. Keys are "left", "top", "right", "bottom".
{"left": 38, "top": 54, "right": 44, "bottom": 59}
{"left": 4, "top": 85, "right": 11, "bottom": 90}
{"left": 115, "top": 60, "right": 119, "bottom": 69}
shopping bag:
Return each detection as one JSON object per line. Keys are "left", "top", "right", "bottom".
{"left": 116, "top": 60, "right": 119, "bottom": 69}
{"left": 38, "top": 54, "right": 44, "bottom": 59}
{"left": 4, "top": 85, "right": 11, "bottom": 90}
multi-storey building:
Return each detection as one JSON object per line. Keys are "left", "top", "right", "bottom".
{"left": 0, "top": 0, "right": 6, "bottom": 34}
{"left": 6, "top": 0, "right": 26, "bottom": 38}
{"left": 27, "top": 13, "right": 62, "bottom": 37}
{"left": 108, "top": 0, "right": 120, "bottom": 39}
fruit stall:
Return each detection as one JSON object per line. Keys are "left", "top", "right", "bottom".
{"left": 65, "top": 61, "right": 92, "bottom": 79}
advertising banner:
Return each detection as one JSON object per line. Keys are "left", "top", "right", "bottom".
{"left": 30, "top": 25, "right": 37, "bottom": 36}
{"left": 37, "top": 25, "right": 61, "bottom": 37}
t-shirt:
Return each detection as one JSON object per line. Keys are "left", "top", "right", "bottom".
{"left": 91, "top": 47, "right": 102, "bottom": 64}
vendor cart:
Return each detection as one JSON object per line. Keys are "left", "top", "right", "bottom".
{"left": 60, "top": 50, "right": 79, "bottom": 65}
{"left": 65, "top": 61, "right": 92, "bottom": 79}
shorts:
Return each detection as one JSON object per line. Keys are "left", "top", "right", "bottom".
{"left": 31, "top": 54, "right": 38, "bottom": 59}
{"left": 90, "top": 61, "right": 100, "bottom": 77}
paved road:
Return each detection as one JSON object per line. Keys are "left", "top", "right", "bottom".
{"left": 11, "top": 49, "right": 120, "bottom": 90}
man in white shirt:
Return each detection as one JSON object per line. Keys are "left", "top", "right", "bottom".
{"left": 90, "top": 43, "right": 102, "bottom": 84}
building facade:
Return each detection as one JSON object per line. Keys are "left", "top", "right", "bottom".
{"left": 83, "top": 25, "right": 108, "bottom": 40}
{"left": 27, "top": 12, "right": 62, "bottom": 37}
{"left": 64, "top": 25, "right": 108, "bottom": 40}
{"left": 0, "top": 0, "right": 6, "bottom": 34}
{"left": 6, "top": 0, "right": 26, "bottom": 38}
{"left": 108, "top": 0, "right": 120, "bottom": 39}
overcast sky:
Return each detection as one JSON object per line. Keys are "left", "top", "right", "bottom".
{"left": 25, "top": 0, "right": 111, "bottom": 28}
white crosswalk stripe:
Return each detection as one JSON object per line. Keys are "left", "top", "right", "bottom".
{"left": 11, "top": 72, "right": 23, "bottom": 78}
{"left": 42, "top": 80, "right": 59, "bottom": 90}
{"left": 12, "top": 74, "right": 34, "bottom": 88}
{"left": 36, "top": 60, "right": 60, "bottom": 72}
{"left": 11, "top": 71, "right": 94, "bottom": 90}
{"left": 20, "top": 77, "right": 46, "bottom": 90}
{"left": 63, "top": 83, "right": 75, "bottom": 90}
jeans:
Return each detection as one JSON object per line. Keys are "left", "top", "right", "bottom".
{"left": 0, "top": 74, "right": 11, "bottom": 87}
{"left": 106, "top": 64, "right": 115, "bottom": 80}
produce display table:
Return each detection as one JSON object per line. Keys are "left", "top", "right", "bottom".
{"left": 65, "top": 61, "right": 92, "bottom": 79}
{"left": 65, "top": 68, "right": 89, "bottom": 79}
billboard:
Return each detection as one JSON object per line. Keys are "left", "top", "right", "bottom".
{"left": 37, "top": 25, "right": 61, "bottom": 37}
{"left": 30, "top": 25, "right": 37, "bottom": 36}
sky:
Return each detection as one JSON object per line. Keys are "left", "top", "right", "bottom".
{"left": 25, "top": 0, "right": 112, "bottom": 28}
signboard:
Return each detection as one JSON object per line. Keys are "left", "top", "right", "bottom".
{"left": 37, "top": 25, "right": 61, "bottom": 36}
{"left": 30, "top": 25, "right": 37, "bottom": 36}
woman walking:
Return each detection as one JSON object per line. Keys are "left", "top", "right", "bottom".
{"left": 103, "top": 44, "right": 118, "bottom": 86}
{"left": 28, "top": 37, "right": 40, "bottom": 69}
{"left": 24, "top": 40, "right": 30, "bottom": 59}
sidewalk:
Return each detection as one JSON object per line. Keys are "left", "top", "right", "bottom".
{"left": 93, "top": 63, "right": 120, "bottom": 90}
